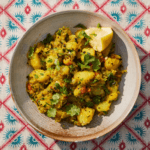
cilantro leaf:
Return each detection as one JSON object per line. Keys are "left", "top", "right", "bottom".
{"left": 47, "top": 108, "right": 56, "bottom": 117}
{"left": 107, "top": 73, "right": 116, "bottom": 86}
{"left": 28, "top": 47, "right": 34, "bottom": 59}
{"left": 97, "top": 23, "right": 101, "bottom": 29}
{"left": 86, "top": 101, "right": 94, "bottom": 107}
{"left": 54, "top": 59, "right": 60, "bottom": 71}
{"left": 34, "top": 74, "right": 38, "bottom": 79}
{"left": 55, "top": 83, "right": 61, "bottom": 89}
{"left": 93, "top": 58, "right": 101, "bottom": 71}
{"left": 60, "top": 86, "right": 68, "bottom": 95}
{"left": 78, "top": 62, "right": 90, "bottom": 70}
{"left": 47, "top": 59, "right": 53, "bottom": 63}
{"left": 93, "top": 96, "right": 101, "bottom": 104}
{"left": 64, "top": 78, "right": 71, "bottom": 83}
{"left": 84, "top": 54, "right": 95, "bottom": 65}
{"left": 57, "top": 29, "right": 62, "bottom": 35}
{"left": 40, "top": 73, "right": 44, "bottom": 76}
{"left": 74, "top": 23, "right": 87, "bottom": 29}
{"left": 91, "top": 33, "right": 97, "bottom": 36}
{"left": 51, "top": 93, "right": 60, "bottom": 105}
{"left": 103, "top": 85, "right": 110, "bottom": 95}
{"left": 42, "top": 33, "right": 53, "bottom": 45}
{"left": 66, "top": 104, "right": 80, "bottom": 116}
{"left": 92, "top": 79, "right": 99, "bottom": 84}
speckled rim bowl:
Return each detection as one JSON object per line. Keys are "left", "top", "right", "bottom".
{"left": 9, "top": 10, "right": 141, "bottom": 142}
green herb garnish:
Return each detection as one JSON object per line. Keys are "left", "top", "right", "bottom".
{"left": 92, "top": 79, "right": 99, "bottom": 84}
{"left": 40, "top": 73, "right": 44, "bottom": 76}
{"left": 47, "top": 108, "right": 56, "bottom": 117}
{"left": 34, "top": 74, "right": 38, "bottom": 79}
{"left": 64, "top": 78, "right": 71, "bottom": 83}
{"left": 74, "top": 23, "right": 87, "bottom": 29}
{"left": 51, "top": 93, "right": 60, "bottom": 105}
{"left": 42, "top": 33, "right": 53, "bottom": 45}
{"left": 28, "top": 47, "right": 34, "bottom": 59}
{"left": 47, "top": 59, "right": 53, "bottom": 63}
{"left": 97, "top": 23, "right": 101, "bottom": 29}
{"left": 57, "top": 29, "right": 62, "bottom": 35}
{"left": 103, "top": 85, "right": 110, "bottom": 95}
{"left": 54, "top": 59, "right": 60, "bottom": 71}
{"left": 86, "top": 101, "right": 94, "bottom": 107}
{"left": 93, "top": 96, "right": 101, "bottom": 104}
{"left": 66, "top": 104, "right": 80, "bottom": 116}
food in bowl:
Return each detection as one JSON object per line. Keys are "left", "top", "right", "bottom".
{"left": 26, "top": 24, "right": 126, "bottom": 126}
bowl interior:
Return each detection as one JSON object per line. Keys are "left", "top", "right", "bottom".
{"left": 10, "top": 11, "right": 141, "bottom": 142}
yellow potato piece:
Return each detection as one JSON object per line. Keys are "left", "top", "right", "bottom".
{"left": 77, "top": 107, "right": 95, "bottom": 126}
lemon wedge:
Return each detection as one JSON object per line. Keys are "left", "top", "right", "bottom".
{"left": 85, "top": 27, "right": 113, "bottom": 52}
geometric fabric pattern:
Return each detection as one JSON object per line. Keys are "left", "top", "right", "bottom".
{"left": 0, "top": 0, "right": 150, "bottom": 149}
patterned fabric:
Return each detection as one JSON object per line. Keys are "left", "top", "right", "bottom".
{"left": 0, "top": 0, "right": 150, "bottom": 149}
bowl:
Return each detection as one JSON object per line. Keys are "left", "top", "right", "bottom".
{"left": 9, "top": 10, "right": 141, "bottom": 142}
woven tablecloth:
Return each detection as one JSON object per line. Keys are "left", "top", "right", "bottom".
{"left": 0, "top": 0, "right": 150, "bottom": 149}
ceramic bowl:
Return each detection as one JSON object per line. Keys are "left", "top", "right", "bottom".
{"left": 9, "top": 10, "right": 141, "bottom": 142}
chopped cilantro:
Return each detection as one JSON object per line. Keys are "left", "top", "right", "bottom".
{"left": 91, "top": 33, "right": 97, "bottom": 36}
{"left": 47, "top": 59, "right": 53, "bottom": 63}
{"left": 60, "top": 86, "right": 68, "bottom": 95}
{"left": 34, "top": 74, "right": 38, "bottom": 79}
{"left": 54, "top": 59, "right": 60, "bottom": 71}
{"left": 57, "top": 29, "right": 62, "bottom": 35}
{"left": 80, "top": 54, "right": 101, "bottom": 71}
{"left": 80, "top": 98, "right": 84, "bottom": 102}
{"left": 69, "top": 64, "right": 74, "bottom": 72}
{"left": 48, "top": 67, "right": 53, "bottom": 70}
{"left": 103, "top": 85, "right": 110, "bottom": 95}
{"left": 93, "top": 58, "right": 101, "bottom": 71}
{"left": 97, "top": 23, "right": 101, "bottom": 29}
{"left": 64, "top": 78, "right": 71, "bottom": 83}
{"left": 111, "top": 43, "right": 115, "bottom": 50}
{"left": 93, "top": 96, "right": 101, "bottom": 104}
{"left": 40, "top": 73, "right": 44, "bottom": 76}
{"left": 47, "top": 108, "right": 56, "bottom": 117}
{"left": 40, "top": 59, "right": 45, "bottom": 65}
{"left": 78, "top": 62, "right": 90, "bottom": 70}
{"left": 66, "top": 104, "right": 80, "bottom": 116}
{"left": 85, "top": 39, "right": 90, "bottom": 45}
{"left": 74, "top": 23, "right": 87, "bottom": 29}
{"left": 107, "top": 73, "right": 116, "bottom": 86}
{"left": 51, "top": 93, "right": 60, "bottom": 105}
{"left": 42, "top": 33, "right": 53, "bottom": 45}
{"left": 103, "top": 111, "right": 108, "bottom": 115}
{"left": 55, "top": 83, "right": 61, "bottom": 89}
{"left": 84, "top": 54, "right": 95, "bottom": 65}
{"left": 28, "top": 47, "right": 34, "bottom": 59}
{"left": 92, "top": 79, "right": 99, "bottom": 84}
{"left": 55, "top": 83, "right": 68, "bottom": 95}
{"left": 86, "top": 101, "right": 94, "bottom": 107}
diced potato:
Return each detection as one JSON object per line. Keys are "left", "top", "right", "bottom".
{"left": 77, "top": 107, "right": 95, "bottom": 126}
{"left": 95, "top": 100, "right": 111, "bottom": 112}
{"left": 30, "top": 53, "right": 42, "bottom": 69}
{"left": 35, "top": 42, "right": 45, "bottom": 53}
{"left": 72, "top": 71, "right": 95, "bottom": 85}
{"left": 105, "top": 58, "right": 121, "bottom": 70}
{"left": 66, "top": 42, "right": 78, "bottom": 51}
{"left": 29, "top": 69, "right": 50, "bottom": 83}
{"left": 46, "top": 54, "right": 58, "bottom": 69}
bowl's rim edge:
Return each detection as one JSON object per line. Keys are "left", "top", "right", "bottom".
{"left": 9, "top": 10, "right": 141, "bottom": 142}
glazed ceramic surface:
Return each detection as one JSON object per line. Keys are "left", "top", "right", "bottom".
{"left": 9, "top": 10, "right": 141, "bottom": 142}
